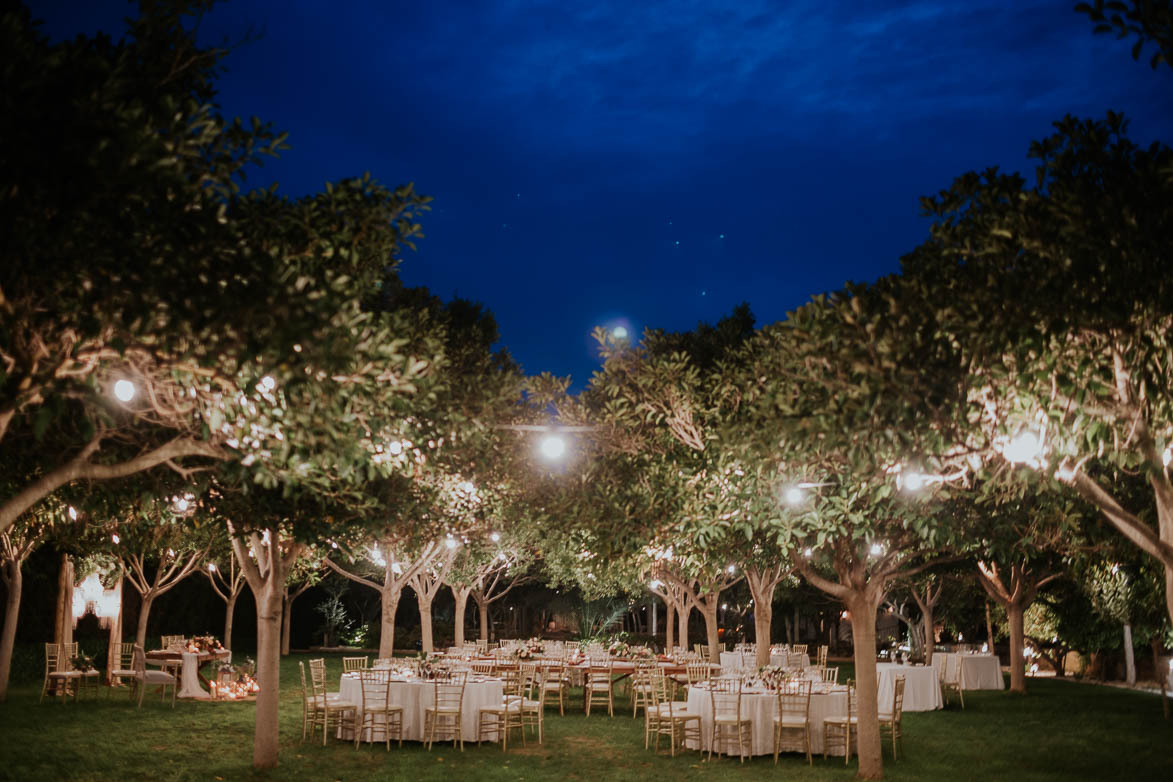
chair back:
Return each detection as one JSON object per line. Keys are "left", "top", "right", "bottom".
{"left": 359, "top": 669, "right": 389, "bottom": 709}
{"left": 941, "top": 654, "right": 962, "bottom": 686}
{"left": 132, "top": 644, "right": 147, "bottom": 678}
{"left": 433, "top": 675, "right": 466, "bottom": 712}
{"left": 686, "top": 661, "right": 710, "bottom": 686}
{"left": 788, "top": 652, "right": 807, "bottom": 669}
{"left": 472, "top": 660, "right": 496, "bottom": 675}
{"left": 44, "top": 643, "right": 61, "bottom": 674}
{"left": 892, "top": 675, "right": 906, "bottom": 720}
{"left": 709, "top": 677, "right": 743, "bottom": 721}
{"left": 816, "top": 645, "right": 829, "bottom": 669}
{"left": 778, "top": 677, "right": 812, "bottom": 720}
{"left": 820, "top": 666, "right": 839, "bottom": 685}
{"left": 118, "top": 642, "right": 135, "bottom": 669}
{"left": 342, "top": 656, "right": 369, "bottom": 673}
{"left": 844, "top": 679, "right": 858, "bottom": 718}
{"left": 791, "top": 644, "right": 808, "bottom": 655}
{"left": 298, "top": 661, "right": 311, "bottom": 700}
{"left": 308, "top": 658, "right": 327, "bottom": 690}
{"left": 161, "top": 635, "right": 185, "bottom": 650}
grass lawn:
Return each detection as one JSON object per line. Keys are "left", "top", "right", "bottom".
{"left": 0, "top": 655, "right": 1170, "bottom": 781}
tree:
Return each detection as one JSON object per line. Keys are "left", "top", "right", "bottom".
{"left": 1077, "top": 0, "right": 1173, "bottom": 69}
{"left": 905, "top": 114, "right": 1173, "bottom": 626}
{"left": 281, "top": 556, "right": 321, "bottom": 656}
{"left": 0, "top": 503, "right": 56, "bottom": 701}
{"left": 204, "top": 545, "right": 247, "bottom": 651}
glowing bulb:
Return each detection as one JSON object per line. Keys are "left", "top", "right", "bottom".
{"left": 1004, "top": 431, "right": 1043, "bottom": 464}
{"left": 1164, "top": 447, "right": 1172, "bottom": 468}
{"left": 111, "top": 533, "right": 120, "bottom": 544}
{"left": 490, "top": 532, "right": 501, "bottom": 543}
{"left": 67, "top": 506, "right": 78, "bottom": 520}
{"left": 208, "top": 563, "right": 217, "bottom": 573}
{"left": 175, "top": 497, "right": 189, "bottom": 512}
{"left": 783, "top": 486, "right": 805, "bottom": 506}
{"left": 445, "top": 537, "right": 458, "bottom": 550}
{"left": 457, "top": 481, "right": 475, "bottom": 495}
{"left": 721, "top": 603, "right": 728, "bottom": 610}
{"left": 870, "top": 543, "right": 884, "bottom": 556}
{"left": 902, "top": 471, "right": 927, "bottom": 492}
{"left": 726, "top": 564, "right": 736, "bottom": 574}
{"left": 388, "top": 440, "right": 403, "bottom": 455}
{"left": 803, "top": 548, "right": 812, "bottom": 558}
{"left": 612, "top": 326, "right": 628, "bottom": 339}
{"left": 261, "top": 376, "right": 276, "bottom": 391}
{"left": 113, "top": 379, "right": 136, "bottom": 402}
{"left": 539, "top": 434, "right": 566, "bottom": 460}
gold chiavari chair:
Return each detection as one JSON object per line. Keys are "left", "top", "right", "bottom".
{"left": 879, "top": 675, "right": 906, "bottom": 759}
{"left": 425, "top": 672, "right": 468, "bottom": 750}
{"left": 355, "top": 669, "right": 404, "bottom": 750}
{"left": 823, "top": 679, "right": 858, "bottom": 765}
{"left": 651, "top": 666, "right": 701, "bottom": 757}
{"left": 39, "top": 643, "right": 81, "bottom": 703}
{"left": 820, "top": 666, "right": 840, "bottom": 685}
{"left": 773, "top": 677, "right": 813, "bottom": 765}
{"left": 584, "top": 657, "right": 614, "bottom": 717}
{"left": 709, "top": 677, "right": 753, "bottom": 762}
{"left": 342, "top": 656, "right": 369, "bottom": 673}
{"left": 816, "top": 644, "right": 829, "bottom": 669}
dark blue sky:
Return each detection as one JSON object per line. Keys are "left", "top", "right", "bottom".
{"left": 32, "top": 1, "right": 1173, "bottom": 388}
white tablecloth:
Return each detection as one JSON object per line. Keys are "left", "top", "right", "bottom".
{"left": 719, "top": 651, "right": 810, "bottom": 672}
{"left": 176, "top": 651, "right": 230, "bottom": 699}
{"left": 684, "top": 684, "right": 848, "bottom": 756}
{"left": 932, "top": 653, "right": 1004, "bottom": 690}
{"left": 338, "top": 674, "right": 504, "bottom": 743}
{"left": 875, "top": 663, "right": 942, "bottom": 711}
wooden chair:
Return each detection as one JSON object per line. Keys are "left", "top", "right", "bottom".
{"left": 519, "top": 666, "right": 544, "bottom": 743}
{"left": 792, "top": 644, "right": 808, "bottom": 656}
{"left": 131, "top": 643, "right": 176, "bottom": 708}
{"left": 109, "top": 642, "right": 137, "bottom": 692}
{"left": 823, "top": 679, "right": 858, "bottom": 765}
{"left": 709, "top": 678, "right": 752, "bottom": 762}
{"left": 298, "top": 662, "right": 320, "bottom": 741}
{"left": 685, "top": 661, "right": 711, "bottom": 689}
{"left": 584, "top": 657, "right": 614, "bottom": 717}
{"left": 816, "top": 644, "right": 829, "bottom": 669}
{"left": 940, "top": 654, "right": 965, "bottom": 708}
{"left": 355, "top": 669, "right": 404, "bottom": 750}
{"left": 651, "top": 668, "right": 701, "bottom": 756}
{"left": 879, "top": 675, "right": 906, "bottom": 759}
{"left": 342, "top": 656, "right": 369, "bottom": 673}
{"left": 538, "top": 662, "right": 568, "bottom": 715}
{"left": 643, "top": 668, "right": 667, "bottom": 749}
{"left": 308, "top": 659, "right": 358, "bottom": 744}
{"left": 773, "top": 677, "right": 813, "bottom": 765}
{"left": 424, "top": 672, "right": 467, "bottom": 750}
{"left": 39, "top": 643, "right": 81, "bottom": 703}
{"left": 631, "top": 663, "right": 657, "bottom": 719}
{"left": 820, "top": 666, "right": 840, "bottom": 685}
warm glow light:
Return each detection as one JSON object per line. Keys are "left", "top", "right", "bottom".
{"left": 539, "top": 434, "right": 566, "bottom": 460}
{"left": 902, "top": 471, "right": 927, "bottom": 492}
{"left": 175, "top": 497, "right": 189, "bottom": 512}
{"left": 870, "top": 543, "right": 884, "bottom": 556}
{"left": 612, "top": 326, "right": 628, "bottom": 339}
{"left": 1164, "top": 447, "right": 1172, "bottom": 468}
{"left": 111, "top": 533, "right": 120, "bottom": 544}
{"left": 445, "top": 537, "right": 458, "bottom": 550}
{"left": 1004, "top": 430, "right": 1044, "bottom": 464}
{"left": 726, "top": 564, "right": 736, "bottom": 574}
{"left": 803, "top": 548, "right": 813, "bottom": 558}
{"left": 208, "top": 563, "right": 217, "bottom": 573}
{"left": 67, "top": 506, "right": 78, "bottom": 520}
{"left": 388, "top": 440, "right": 403, "bottom": 455}
{"left": 113, "top": 379, "right": 136, "bottom": 402}
{"left": 783, "top": 486, "right": 805, "bottom": 506}
{"left": 490, "top": 532, "right": 501, "bottom": 543}
{"left": 261, "top": 376, "right": 276, "bottom": 391}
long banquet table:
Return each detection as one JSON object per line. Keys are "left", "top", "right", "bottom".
{"left": 931, "top": 653, "right": 1005, "bottom": 690}
{"left": 684, "top": 680, "right": 848, "bottom": 756}
{"left": 875, "top": 662, "right": 942, "bottom": 711}
{"left": 719, "top": 651, "right": 810, "bottom": 672}
{"left": 337, "top": 673, "right": 505, "bottom": 743}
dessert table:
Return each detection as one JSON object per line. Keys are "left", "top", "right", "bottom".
{"left": 931, "top": 653, "right": 1005, "bottom": 690}
{"left": 875, "top": 662, "right": 942, "bottom": 711}
{"left": 145, "top": 649, "right": 231, "bottom": 699}
{"left": 684, "top": 680, "right": 848, "bottom": 756}
{"left": 337, "top": 673, "right": 504, "bottom": 743}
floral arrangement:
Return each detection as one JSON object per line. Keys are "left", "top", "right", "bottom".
{"left": 513, "top": 646, "right": 534, "bottom": 660}
{"left": 527, "top": 639, "right": 545, "bottom": 654}
{"left": 607, "top": 640, "right": 632, "bottom": 658}
{"left": 414, "top": 652, "right": 440, "bottom": 679}
{"left": 70, "top": 653, "right": 95, "bottom": 672}
{"left": 187, "top": 635, "right": 224, "bottom": 653}
{"left": 629, "top": 645, "right": 656, "bottom": 661}
{"left": 758, "top": 664, "right": 788, "bottom": 690}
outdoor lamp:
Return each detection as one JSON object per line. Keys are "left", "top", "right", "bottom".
{"left": 113, "top": 379, "right": 136, "bottom": 402}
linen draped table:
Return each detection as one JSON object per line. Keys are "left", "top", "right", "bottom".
{"left": 875, "top": 662, "right": 942, "bottom": 711}
{"left": 719, "top": 651, "right": 809, "bottom": 672}
{"left": 931, "top": 653, "right": 1005, "bottom": 690}
{"left": 684, "top": 681, "right": 848, "bottom": 756}
{"left": 337, "top": 674, "right": 504, "bottom": 743}
{"left": 145, "top": 650, "right": 230, "bottom": 699}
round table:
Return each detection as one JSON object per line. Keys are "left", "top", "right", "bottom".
{"left": 337, "top": 674, "right": 504, "bottom": 743}
{"left": 932, "top": 653, "right": 1005, "bottom": 690}
{"left": 684, "top": 681, "right": 848, "bottom": 756}
{"left": 145, "top": 649, "right": 231, "bottom": 699}
{"left": 720, "top": 651, "right": 810, "bottom": 672}
{"left": 875, "top": 662, "right": 942, "bottom": 711}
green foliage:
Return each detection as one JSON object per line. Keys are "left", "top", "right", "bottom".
{"left": 1076, "top": 0, "right": 1173, "bottom": 69}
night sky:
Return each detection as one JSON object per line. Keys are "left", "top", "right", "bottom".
{"left": 30, "top": 1, "right": 1173, "bottom": 388}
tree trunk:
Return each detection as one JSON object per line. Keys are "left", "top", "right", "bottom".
{"left": 417, "top": 593, "right": 434, "bottom": 653}
{"left": 793, "top": 605, "right": 800, "bottom": 645}
{"left": 922, "top": 602, "right": 934, "bottom": 666}
{"left": 985, "top": 601, "right": 994, "bottom": 653}
{"left": 252, "top": 575, "right": 284, "bottom": 768}
{"left": 476, "top": 597, "right": 490, "bottom": 642}
{"left": 700, "top": 601, "right": 720, "bottom": 662}
{"left": 665, "top": 600, "right": 675, "bottom": 651}
{"left": 746, "top": 570, "right": 780, "bottom": 668}
{"left": 54, "top": 553, "right": 73, "bottom": 649}
{"left": 1152, "top": 636, "right": 1164, "bottom": 684}
{"left": 848, "top": 594, "right": 884, "bottom": 780}
{"left": 1123, "top": 623, "right": 1136, "bottom": 685}
{"left": 104, "top": 576, "right": 123, "bottom": 686}
{"left": 135, "top": 592, "right": 155, "bottom": 650}
{"left": 0, "top": 560, "right": 22, "bottom": 702}
{"left": 379, "top": 589, "right": 401, "bottom": 658}
{"left": 453, "top": 587, "right": 470, "bottom": 647}
{"left": 678, "top": 602, "right": 690, "bottom": 651}
{"left": 224, "top": 593, "right": 237, "bottom": 651}
{"left": 1007, "top": 601, "right": 1026, "bottom": 693}
{"left": 280, "top": 589, "right": 292, "bottom": 656}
